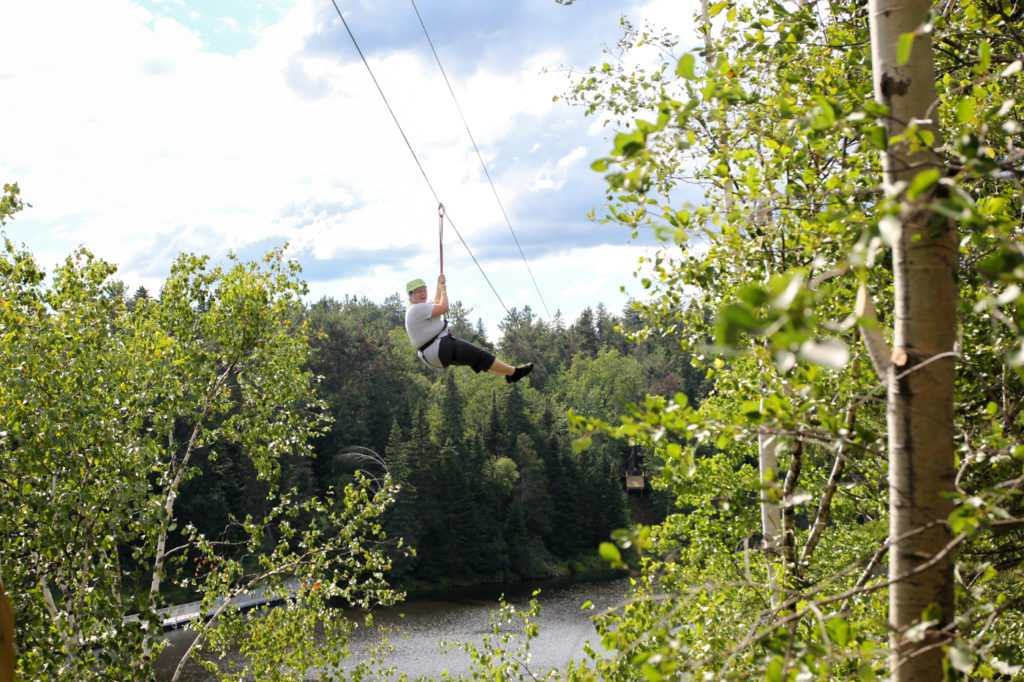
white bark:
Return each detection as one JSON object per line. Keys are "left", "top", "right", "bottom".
{"left": 868, "top": 1, "right": 957, "bottom": 678}
{"left": 758, "top": 407, "right": 783, "bottom": 608}
{"left": 142, "top": 362, "right": 237, "bottom": 662}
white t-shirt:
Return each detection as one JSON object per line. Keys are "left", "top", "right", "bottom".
{"left": 405, "top": 302, "right": 447, "bottom": 369}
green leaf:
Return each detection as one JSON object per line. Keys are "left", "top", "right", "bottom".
{"left": 949, "top": 644, "right": 975, "bottom": 674}
{"left": 948, "top": 505, "right": 979, "bottom": 536}
{"left": 738, "top": 284, "right": 769, "bottom": 306}
{"left": 897, "top": 32, "right": 915, "bottom": 65}
{"left": 613, "top": 130, "right": 646, "bottom": 158}
{"left": 858, "top": 663, "right": 877, "bottom": 681}
{"left": 573, "top": 436, "right": 593, "bottom": 452}
{"left": 641, "top": 664, "right": 665, "bottom": 681}
{"left": 956, "top": 97, "right": 977, "bottom": 123}
{"left": 921, "top": 603, "right": 943, "bottom": 622}
{"left": 813, "top": 95, "right": 836, "bottom": 128}
{"left": 826, "top": 617, "right": 851, "bottom": 646}
{"left": 599, "top": 542, "right": 622, "bottom": 565}
{"left": 978, "top": 40, "right": 991, "bottom": 71}
{"left": 708, "top": 1, "right": 727, "bottom": 17}
{"left": 676, "top": 53, "right": 696, "bottom": 80}
{"left": 721, "top": 303, "right": 761, "bottom": 332}
{"left": 864, "top": 125, "right": 888, "bottom": 150}
{"left": 907, "top": 168, "right": 941, "bottom": 199}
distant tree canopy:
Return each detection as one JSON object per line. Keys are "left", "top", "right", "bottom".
{"left": 298, "top": 292, "right": 709, "bottom": 588}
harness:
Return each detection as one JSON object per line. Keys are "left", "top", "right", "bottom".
{"left": 417, "top": 206, "right": 448, "bottom": 367}
{"left": 417, "top": 321, "right": 449, "bottom": 368}
{"left": 418, "top": 320, "right": 449, "bottom": 353}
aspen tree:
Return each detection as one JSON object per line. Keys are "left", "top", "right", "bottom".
{"left": 868, "top": 1, "right": 958, "bottom": 678}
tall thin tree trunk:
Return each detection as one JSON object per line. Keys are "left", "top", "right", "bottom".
{"left": 758, "top": 398, "right": 783, "bottom": 608}
{"left": 868, "top": 1, "right": 958, "bottom": 678}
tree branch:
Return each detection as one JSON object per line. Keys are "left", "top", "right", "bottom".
{"left": 800, "top": 395, "right": 857, "bottom": 566}
{"left": 781, "top": 438, "right": 803, "bottom": 569}
{"left": 169, "top": 555, "right": 319, "bottom": 682}
{"left": 144, "top": 360, "right": 239, "bottom": 662}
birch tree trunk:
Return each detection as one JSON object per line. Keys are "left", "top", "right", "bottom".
{"left": 758, "top": 422, "right": 783, "bottom": 608}
{"left": 868, "top": 1, "right": 957, "bottom": 678}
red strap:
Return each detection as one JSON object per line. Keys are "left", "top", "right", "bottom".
{"left": 438, "top": 203, "right": 445, "bottom": 275}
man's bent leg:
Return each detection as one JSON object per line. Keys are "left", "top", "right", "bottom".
{"left": 447, "top": 337, "right": 497, "bottom": 373}
{"left": 485, "top": 358, "right": 515, "bottom": 376}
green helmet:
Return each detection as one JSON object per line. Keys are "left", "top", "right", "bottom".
{"left": 406, "top": 278, "right": 427, "bottom": 293}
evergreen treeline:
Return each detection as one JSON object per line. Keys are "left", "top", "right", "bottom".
{"left": 170, "top": 291, "right": 711, "bottom": 589}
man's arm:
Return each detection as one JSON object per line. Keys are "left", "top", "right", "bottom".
{"left": 432, "top": 274, "right": 449, "bottom": 318}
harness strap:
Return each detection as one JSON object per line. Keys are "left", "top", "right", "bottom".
{"left": 438, "top": 203, "right": 445, "bottom": 276}
{"left": 418, "top": 321, "right": 449, "bottom": 353}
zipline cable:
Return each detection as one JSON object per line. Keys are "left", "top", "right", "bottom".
{"left": 410, "top": 1, "right": 577, "bottom": 370}
{"left": 410, "top": 0, "right": 555, "bottom": 322}
{"left": 331, "top": 1, "right": 559, "bottom": 371}
{"left": 329, "top": 0, "right": 509, "bottom": 317}
{"left": 329, "top": 0, "right": 439, "bottom": 203}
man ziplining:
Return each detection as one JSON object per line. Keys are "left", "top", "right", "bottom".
{"left": 405, "top": 274, "right": 532, "bottom": 383}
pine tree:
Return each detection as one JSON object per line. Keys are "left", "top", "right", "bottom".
{"left": 569, "top": 307, "right": 600, "bottom": 358}
{"left": 434, "top": 371, "right": 466, "bottom": 450}
{"left": 514, "top": 434, "right": 555, "bottom": 545}
{"left": 382, "top": 419, "right": 421, "bottom": 578}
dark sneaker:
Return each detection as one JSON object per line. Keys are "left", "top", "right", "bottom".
{"left": 506, "top": 363, "right": 533, "bottom": 384}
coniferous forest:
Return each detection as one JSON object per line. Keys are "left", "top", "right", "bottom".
{"left": 179, "top": 290, "right": 709, "bottom": 592}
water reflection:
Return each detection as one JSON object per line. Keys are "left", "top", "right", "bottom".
{"left": 156, "top": 577, "right": 628, "bottom": 680}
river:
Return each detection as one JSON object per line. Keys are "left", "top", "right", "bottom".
{"left": 154, "top": 577, "right": 629, "bottom": 680}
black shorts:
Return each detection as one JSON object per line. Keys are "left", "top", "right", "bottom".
{"left": 438, "top": 335, "right": 495, "bottom": 373}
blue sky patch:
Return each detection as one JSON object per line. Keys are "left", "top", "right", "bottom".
{"left": 137, "top": 0, "right": 294, "bottom": 55}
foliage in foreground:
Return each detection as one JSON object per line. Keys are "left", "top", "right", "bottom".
{"left": 549, "top": 0, "right": 1024, "bottom": 679}
{"left": 0, "top": 194, "right": 399, "bottom": 680}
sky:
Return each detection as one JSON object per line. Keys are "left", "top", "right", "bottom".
{"left": 0, "top": 0, "right": 700, "bottom": 339}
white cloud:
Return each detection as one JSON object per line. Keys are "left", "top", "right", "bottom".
{"left": 556, "top": 145, "right": 589, "bottom": 175}
{"left": 0, "top": 0, "right": 685, "bottom": 337}
{"left": 528, "top": 146, "right": 590, "bottom": 192}
{"left": 639, "top": 0, "right": 699, "bottom": 34}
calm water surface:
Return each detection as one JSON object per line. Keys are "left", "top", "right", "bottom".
{"left": 155, "top": 577, "right": 629, "bottom": 680}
